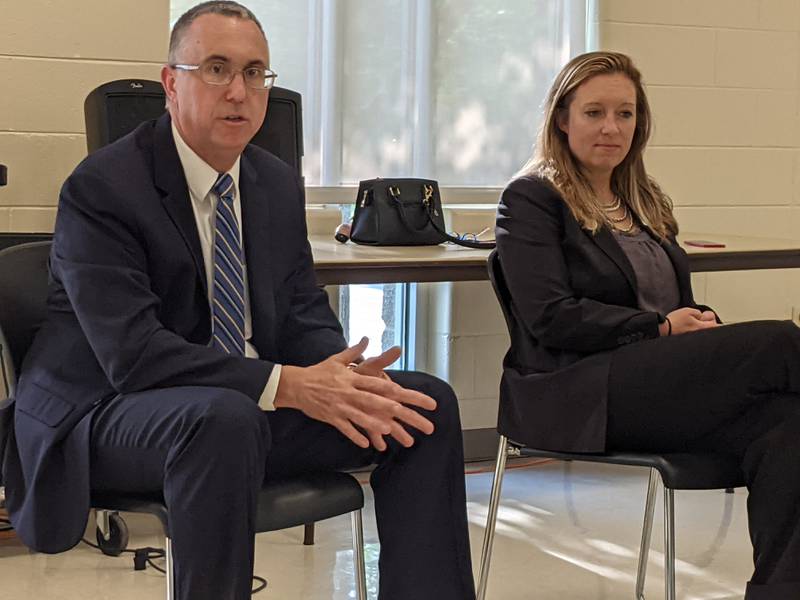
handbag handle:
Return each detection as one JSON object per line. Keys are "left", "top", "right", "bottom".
{"left": 388, "top": 186, "right": 438, "bottom": 234}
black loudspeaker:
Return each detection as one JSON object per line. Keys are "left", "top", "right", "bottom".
{"left": 84, "top": 80, "right": 303, "bottom": 176}
{"left": 0, "top": 165, "right": 6, "bottom": 186}
{"left": 84, "top": 79, "right": 167, "bottom": 154}
{"left": 253, "top": 86, "right": 303, "bottom": 176}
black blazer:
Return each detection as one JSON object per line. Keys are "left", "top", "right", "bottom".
{"left": 495, "top": 176, "right": 699, "bottom": 453}
{"left": 6, "top": 114, "right": 347, "bottom": 553}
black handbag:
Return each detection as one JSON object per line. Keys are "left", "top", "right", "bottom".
{"left": 349, "top": 178, "right": 495, "bottom": 249}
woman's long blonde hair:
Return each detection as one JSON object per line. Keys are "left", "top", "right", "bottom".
{"left": 517, "top": 51, "right": 678, "bottom": 238}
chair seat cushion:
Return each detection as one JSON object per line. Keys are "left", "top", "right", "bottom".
{"left": 92, "top": 471, "right": 365, "bottom": 535}
{"left": 255, "top": 471, "right": 364, "bottom": 532}
{"left": 517, "top": 447, "right": 745, "bottom": 490}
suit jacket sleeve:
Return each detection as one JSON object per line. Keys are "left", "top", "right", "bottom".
{"left": 51, "top": 166, "right": 272, "bottom": 401}
{"left": 496, "top": 176, "right": 662, "bottom": 353}
{"left": 275, "top": 178, "right": 348, "bottom": 366}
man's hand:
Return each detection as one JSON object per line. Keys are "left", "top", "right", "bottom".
{"left": 275, "top": 338, "right": 436, "bottom": 451}
{"left": 351, "top": 345, "right": 402, "bottom": 381}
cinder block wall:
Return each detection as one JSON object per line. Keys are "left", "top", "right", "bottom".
{"left": 0, "top": 1, "right": 167, "bottom": 230}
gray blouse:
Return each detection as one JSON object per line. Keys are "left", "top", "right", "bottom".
{"left": 612, "top": 228, "right": 680, "bottom": 316}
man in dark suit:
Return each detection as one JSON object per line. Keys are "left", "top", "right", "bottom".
{"left": 4, "top": 3, "right": 476, "bottom": 599}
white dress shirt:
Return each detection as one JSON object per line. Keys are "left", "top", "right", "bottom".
{"left": 172, "top": 123, "right": 280, "bottom": 410}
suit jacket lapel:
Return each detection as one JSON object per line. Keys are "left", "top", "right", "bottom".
{"left": 590, "top": 226, "right": 638, "bottom": 295}
{"left": 152, "top": 114, "right": 207, "bottom": 291}
{"left": 239, "top": 151, "right": 276, "bottom": 353}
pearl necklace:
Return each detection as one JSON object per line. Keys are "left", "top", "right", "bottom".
{"left": 602, "top": 196, "right": 622, "bottom": 213}
{"left": 602, "top": 196, "right": 635, "bottom": 233}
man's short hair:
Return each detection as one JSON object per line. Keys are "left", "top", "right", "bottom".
{"left": 168, "top": 1, "right": 266, "bottom": 63}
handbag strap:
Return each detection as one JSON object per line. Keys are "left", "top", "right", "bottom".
{"left": 388, "top": 185, "right": 496, "bottom": 249}
{"left": 419, "top": 185, "right": 496, "bottom": 249}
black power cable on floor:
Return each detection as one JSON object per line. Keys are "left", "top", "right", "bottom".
{"left": 81, "top": 537, "right": 268, "bottom": 594}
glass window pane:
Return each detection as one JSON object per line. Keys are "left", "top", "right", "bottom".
{"left": 339, "top": 283, "right": 408, "bottom": 367}
{"left": 340, "top": 0, "right": 411, "bottom": 183}
{"left": 432, "top": 0, "right": 568, "bottom": 185}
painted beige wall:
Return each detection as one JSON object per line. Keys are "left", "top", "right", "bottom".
{"left": 0, "top": 0, "right": 167, "bottom": 230}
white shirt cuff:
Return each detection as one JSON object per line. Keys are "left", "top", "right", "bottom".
{"left": 258, "top": 364, "right": 281, "bottom": 411}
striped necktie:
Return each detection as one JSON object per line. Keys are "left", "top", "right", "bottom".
{"left": 211, "top": 173, "right": 246, "bottom": 355}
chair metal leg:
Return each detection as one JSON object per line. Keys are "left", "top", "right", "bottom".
{"left": 351, "top": 509, "right": 368, "bottom": 600}
{"left": 663, "top": 487, "right": 676, "bottom": 600}
{"left": 635, "top": 469, "right": 659, "bottom": 600}
{"left": 165, "top": 536, "right": 175, "bottom": 600}
{"left": 96, "top": 509, "right": 111, "bottom": 540}
{"left": 477, "top": 435, "right": 510, "bottom": 600}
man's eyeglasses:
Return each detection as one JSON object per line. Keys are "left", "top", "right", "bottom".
{"left": 170, "top": 60, "right": 278, "bottom": 90}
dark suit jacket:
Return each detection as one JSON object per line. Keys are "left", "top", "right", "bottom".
{"left": 495, "top": 175, "right": 700, "bottom": 453}
{"left": 6, "top": 114, "right": 347, "bottom": 553}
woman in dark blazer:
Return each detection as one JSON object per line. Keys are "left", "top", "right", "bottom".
{"left": 496, "top": 51, "right": 800, "bottom": 599}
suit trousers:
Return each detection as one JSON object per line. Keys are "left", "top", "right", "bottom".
{"left": 605, "top": 320, "right": 800, "bottom": 600}
{"left": 88, "top": 370, "right": 475, "bottom": 600}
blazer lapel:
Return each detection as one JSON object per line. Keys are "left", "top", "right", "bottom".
{"left": 239, "top": 152, "right": 276, "bottom": 353}
{"left": 590, "top": 226, "right": 638, "bottom": 295}
{"left": 152, "top": 114, "right": 207, "bottom": 291}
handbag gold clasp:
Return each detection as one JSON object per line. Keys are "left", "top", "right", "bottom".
{"left": 388, "top": 186, "right": 401, "bottom": 198}
{"left": 422, "top": 184, "right": 438, "bottom": 215}
{"left": 423, "top": 184, "right": 433, "bottom": 205}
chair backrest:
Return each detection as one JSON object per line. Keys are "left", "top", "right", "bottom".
{"left": 487, "top": 249, "right": 526, "bottom": 353}
{"left": 0, "top": 241, "right": 52, "bottom": 394}
{"left": 487, "top": 250, "right": 511, "bottom": 328}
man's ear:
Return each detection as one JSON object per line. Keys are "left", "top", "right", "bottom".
{"left": 161, "top": 65, "right": 177, "bottom": 105}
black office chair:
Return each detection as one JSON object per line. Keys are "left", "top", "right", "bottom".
{"left": 477, "top": 249, "right": 745, "bottom": 600}
{"left": 0, "top": 242, "right": 368, "bottom": 600}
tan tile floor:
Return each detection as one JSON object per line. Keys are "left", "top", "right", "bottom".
{"left": 0, "top": 460, "right": 754, "bottom": 599}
